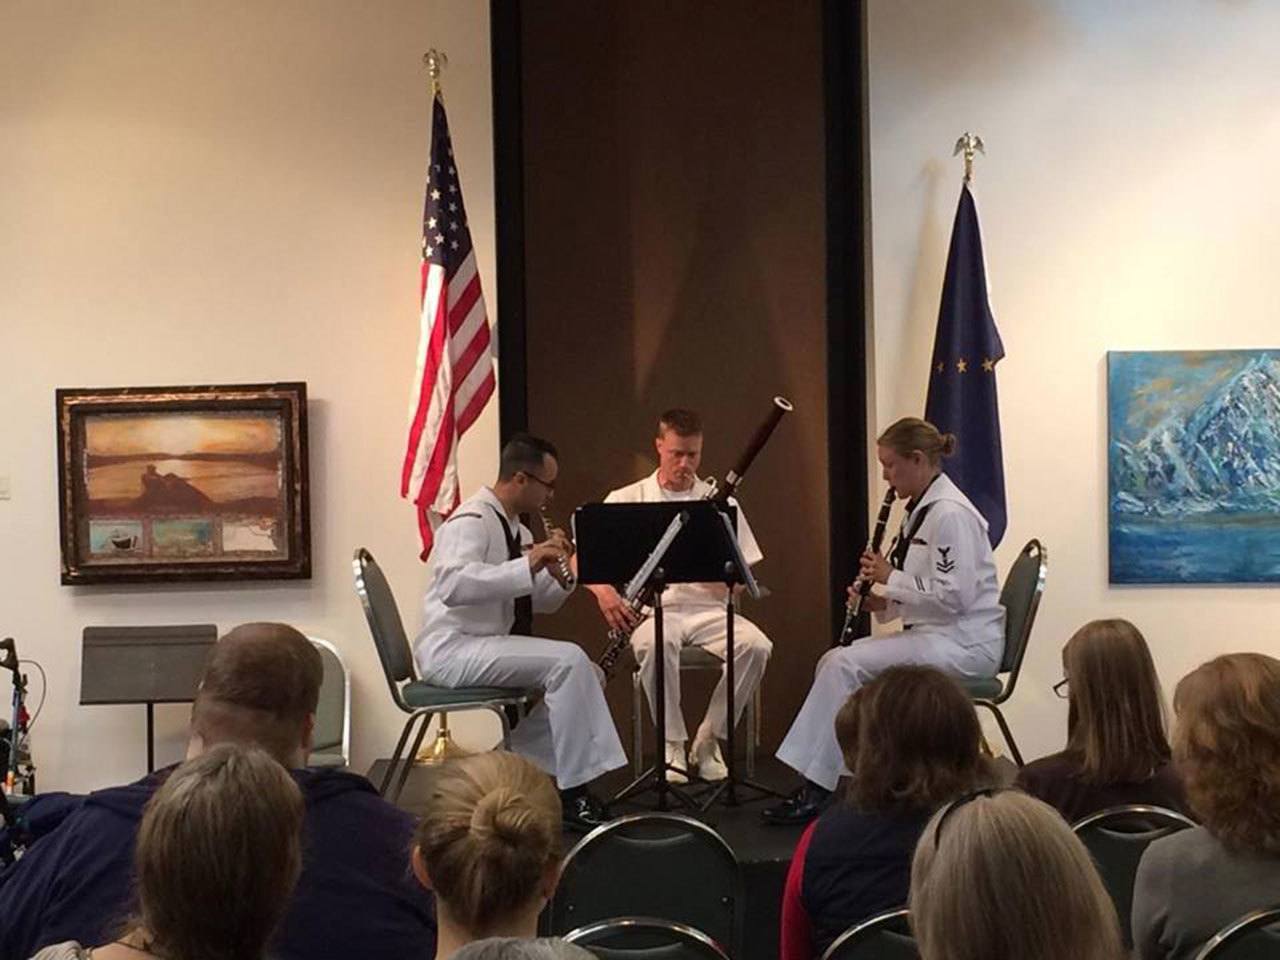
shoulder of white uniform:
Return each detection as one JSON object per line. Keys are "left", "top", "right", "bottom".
{"left": 922, "top": 477, "right": 988, "bottom": 531}
{"left": 605, "top": 475, "right": 653, "bottom": 501}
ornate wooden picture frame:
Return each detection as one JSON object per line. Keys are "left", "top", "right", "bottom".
{"left": 57, "top": 383, "right": 310, "bottom": 584}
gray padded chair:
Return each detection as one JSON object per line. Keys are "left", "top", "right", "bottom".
{"left": 822, "top": 908, "right": 919, "bottom": 960}
{"left": 549, "top": 813, "right": 743, "bottom": 958}
{"left": 1073, "top": 804, "right": 1197, "bottom": 949}
{"left": 1195, "top": 906, "right": 1280, "bottom": 960}
{"left": 352, "top": 547, "right": 539, "bottom": 802}
{"left": 564, "top": 917, "right": 730, "bottom": 960}
{"left": 307, "top": 637, "right": 350, "bottom": 768}
{"left": 630, "top": 646, "right": 762, "bottom": 777}
{"left": 958, "top": 538, "right": 1047, "bottom": 765}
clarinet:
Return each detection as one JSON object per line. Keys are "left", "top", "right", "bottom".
{"left": 597, "top": 396, "right": 794, "bottom": 678}
{"left": 537, "top": 505, "right": 576, "bottom": 589}
{"left": 835, "top": 487, "right": 897, "bottom": 646}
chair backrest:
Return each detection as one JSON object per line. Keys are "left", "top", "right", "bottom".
{"left": 822, "top": 908, "right": 919, "bottom": 960}
{"left": 307, "top": 637, "right": 350, "bottom": 767}
{"left": 353, "top": 547, "right": 416, "bottom": 697}
{"left": 564, "top": 917, "right": 730, "bottom": 960}
{"left": 549, "top": 814, "right": 743, "bottom": 957}
{"left": 996, "top": 539, "right": 1047, "bottom": 679}
{"left": 1072, "top": 804, "right": 1197, "bottom": 948}
{"left": 1195, "top": 906, "right": 1280, "bottom": 960}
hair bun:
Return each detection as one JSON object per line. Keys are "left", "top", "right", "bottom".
{"left": 940, "top": 433, "right": 958, "bottom": 457}
{"left": 469, "top": 786, "right": 537, "bottom": 846}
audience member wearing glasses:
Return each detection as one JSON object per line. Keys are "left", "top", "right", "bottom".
{"left": 911, "top": 789, "right": 1125, "bottom": 960}
{"left": 1016, "top": 619, "right": 1189, "bottom": 823}
{"left": 780, "top": 666, "right": 994, "bottom": 960}
{"left": 1132, "top": 653, "right": 1280, "bottom": 960}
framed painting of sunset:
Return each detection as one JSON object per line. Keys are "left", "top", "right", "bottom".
{"left": 56, "top": 383, "right": 310, "bottom": 584}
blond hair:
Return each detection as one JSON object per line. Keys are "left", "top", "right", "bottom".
{"left": 134, "top": 742, "right": 304, "bottom": 960}
{"left": 910, "top": 791, "right": 1123, "bottom": 960}
{"left": 415, "top": 752, "right": 562, "bottom": 934}
{"left": 877, "top": 418, "right": 956, "bottom": 465}
{"left": 1063, "top": 619, "right": 1171, "bottom": 782}
{"left": 1174, "top": 653, "right": 1280, "bottom": 853}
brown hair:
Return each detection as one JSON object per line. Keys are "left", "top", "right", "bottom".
{"left": 134, "top": 742, "right": 304, "bottom": 960}
{"left": 191, "top": 623, "right": 323, "bottom": 764}
{"left": 1062, "top": 619, "right": 1171, "bottom": 783}
{"left": 657, "top": 408, "right": 702, "bottom": 438}
{"left": 836, "top": 666, "right": 991, "bottom": 813}
{"left": 1174, "top": 653, "right": 1280, "bottom": 853}
{"left": 876, "top": 417, "right": 956, "bottom": 465}
{"left": 910, "top": 791, "right": 1123, "bottom": 960}
{"left": 414, "top": 752, "right": 562, "bottom": 934}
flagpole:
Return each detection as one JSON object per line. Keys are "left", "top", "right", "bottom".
{"left": 953, "top": 131, "right": 985, "bottom": 183}
{"left": 414, "top": 45, "right": 469, "bottom": 767}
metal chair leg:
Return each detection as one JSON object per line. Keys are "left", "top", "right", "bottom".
{"left": 392, "top": 711, "right": 435, "bottom": 803}
{"left": 746, "top": 684, "right": 761, "bottom": 778}
{"left": 632, "top": 671, "right": 645, "bottom": 778}
{"left": 976, "top": 700, "right": 1024, "bottom": 766}
{"left": 382, "top": 711, "right": 427, "bottom": 796}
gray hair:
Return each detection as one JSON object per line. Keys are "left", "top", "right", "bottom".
{"left": 450, "top": 938, "right": 596, "bottom": 960}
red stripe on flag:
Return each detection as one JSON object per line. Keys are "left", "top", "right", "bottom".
{"left": 456, "top": 369, "right": 495, "bottom": 435}
{"left": 400, "top": 274, "right": 449, "bottom": 497}
{"left": 448, "top": 276, "right": 482, "bottom": 334}
{"left": 452, "top": 322, "right": 492, "bottom": 385}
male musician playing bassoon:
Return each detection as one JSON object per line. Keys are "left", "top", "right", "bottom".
{"left": 588, "top": 409, "right": 773, "bottom": 782}
{"left": 413, "top": 433, "right": 626, "bottom": 831}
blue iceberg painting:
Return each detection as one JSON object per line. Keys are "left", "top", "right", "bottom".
{"left": 1108, "top": 350, "right": 1280, "bottom": 584}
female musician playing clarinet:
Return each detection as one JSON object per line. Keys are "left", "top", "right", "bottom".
{"left": 763, "top": 417, "right": 1005, "bottom": 825}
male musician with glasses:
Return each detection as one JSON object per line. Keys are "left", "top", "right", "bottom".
{"left": 413, "top": 434, "right": 626, "bottom": 831}
{"left": 588, "top": 409, "right": 773, "bottom": 783}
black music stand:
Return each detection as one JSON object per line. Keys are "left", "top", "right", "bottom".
{"left": 575, "top": 501, "right": 737, "bottom": 810}
{"left": 80, "top": 625, "right": 217, "bottom": 772}
{"left": 698, "top": 509, "right": 785, "bottom": 809}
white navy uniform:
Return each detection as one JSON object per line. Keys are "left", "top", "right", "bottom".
{"left": 414, "top": 486, "right": 627, "bottom": 790}
{"left": 776, "top": 473, "right": 1005, "bottom": 791}
{"left": 604, "top": 471, "right": 772, "bottom": 743}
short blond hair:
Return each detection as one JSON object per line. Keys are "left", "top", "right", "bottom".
{"left": 414, "top": 752, "right": 561, "bottom": 934}
{"left": 909, "top": 791, "right": 1123, "bottom": 960}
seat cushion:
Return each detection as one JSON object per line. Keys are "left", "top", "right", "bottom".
{"left": 679, "top": 646, "right": 724, "bottom": 669}
{"left": 958, "top": 675, "right": 1005, "bottom": 700}
{"left": 402, "top": 681, "right": 538, "bottom": 708}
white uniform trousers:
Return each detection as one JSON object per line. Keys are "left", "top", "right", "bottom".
{"left": 631, "top": 605, "right": 772, "bottom": 743}
{"left": 775, "top": 629, "right": 1000, "bottom": 791}
{"left": 416, "top": 634, "right": 627, "bottom": 791}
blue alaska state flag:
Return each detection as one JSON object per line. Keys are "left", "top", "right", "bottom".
{"left": 924, "top": 184, "right": 1007, "bottom": 547}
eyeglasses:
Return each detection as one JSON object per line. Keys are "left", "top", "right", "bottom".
{"left": 519, "top": 471, "right": 556, "bottom": 492}
{"left": 1052, "top": 678, "right": 1069, "bottom": 699}
{"left": 932, "top": 787, "right": 1001, "bottom": 847}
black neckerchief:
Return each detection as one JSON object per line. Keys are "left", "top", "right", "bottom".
{"left": 488, "top": 505, "right": 533, "bottom": 635}
{"left": 889, "top": 474, "right": 942, "bottom": 570}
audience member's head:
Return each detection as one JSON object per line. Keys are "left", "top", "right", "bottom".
{"left": 450, "top": 938, "right": 595, "bottom": 960}
{"left": 1174, "top": 652, "right": 1280, "bottom": 853}
{"left": 128, "top": 742, "right": 304, "bottom": 960}
{"left": 910, "top": 790, "right": 1123, "bottom": 960}
{"left": 1062, "top": 618, "right": 1170, "bottom": 782}
{"left": 413, "top": 753, "right": 562, "bottom": 951}
{"left": 188, "top": 622, "right": 323, "bottom": 768}
{"left": 836, "top": 665, "right": 991, "bottom": 814}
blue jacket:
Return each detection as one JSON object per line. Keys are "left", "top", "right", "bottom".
{"left": 0, "top": 767, "right": 435, "bottom": 960}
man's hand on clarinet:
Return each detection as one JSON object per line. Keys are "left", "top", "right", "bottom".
{"left": 846, "top": 581, "right": 888, "bottom": 613}
{"left": 527, "top": 543, "right": 566, "bottom": 576}
{"left": 858, "top": 549, "right": 892, "bottom": 585}
{"left": 591, "top": 584, "right": 642, "bottom": 633}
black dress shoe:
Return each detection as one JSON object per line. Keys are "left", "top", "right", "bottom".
{"left": 761, "top": 783, "right": 830, "bottom": 826}
{"left": 562, "top": 791, "right": 611, "bottom": 833}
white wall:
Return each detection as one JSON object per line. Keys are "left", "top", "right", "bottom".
{"left": 867, "top": 0, "right": 1280, "bottom": 761}
{"left": 0, "top": 1, "right": 501, "bottom": 791}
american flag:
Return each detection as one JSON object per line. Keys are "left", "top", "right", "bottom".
{"left": 401, "top": 92, "right": 495, "bottom": 558}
